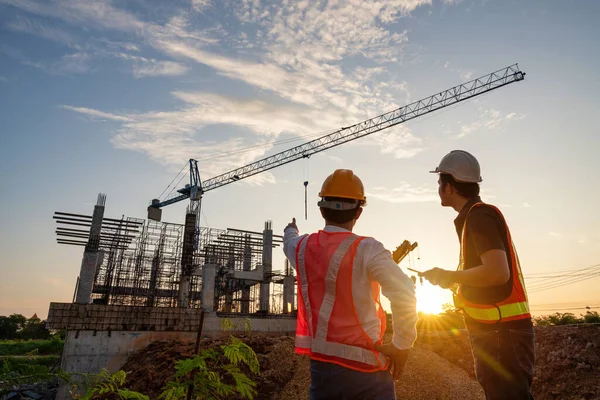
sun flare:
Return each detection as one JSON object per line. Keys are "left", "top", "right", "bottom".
{"left": 415, "top": 283, "right": 446, "bottom": 314}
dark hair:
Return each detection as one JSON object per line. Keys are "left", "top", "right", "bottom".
{"left": 440, "top": 173, "right": 480, "bottom": 198}
{"left": 320, "top": 197, "right": 361, "bottom": 224}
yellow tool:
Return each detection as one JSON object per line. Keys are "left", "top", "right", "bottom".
{"left": 392, "top": 240, "right": 418, "bottom": 264}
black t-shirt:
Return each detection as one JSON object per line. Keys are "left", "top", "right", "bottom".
{"left": 454, "top": 196, "right": 533, "bottom": 331}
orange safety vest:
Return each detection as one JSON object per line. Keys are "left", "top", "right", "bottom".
{"left": 294, "top": 231, "right": 389, "bottom": 372}
{"left": 453, "top": 203, "right": 531, "bottom": 324}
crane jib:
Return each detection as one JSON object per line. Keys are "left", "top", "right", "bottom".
{"left": 152, "top": 64, "right": 525, "bottom": 208}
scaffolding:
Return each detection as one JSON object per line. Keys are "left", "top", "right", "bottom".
{"left": 55, "top": 209, "right": 293, "bottom": 314}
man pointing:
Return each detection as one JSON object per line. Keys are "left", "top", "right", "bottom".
{"left": 283, "top": 169, "right": 418, "bottom": 400}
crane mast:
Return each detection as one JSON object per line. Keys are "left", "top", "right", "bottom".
{"left": 149, "top": 63, "right": 525, "bottom": 211}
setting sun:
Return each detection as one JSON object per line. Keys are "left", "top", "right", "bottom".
{"left": 415, "top": 282, "right": 446, "bottom": 314}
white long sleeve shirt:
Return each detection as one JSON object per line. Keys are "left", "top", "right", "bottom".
{"left": 284, "top": 225, "right": 418, "bottom": 350}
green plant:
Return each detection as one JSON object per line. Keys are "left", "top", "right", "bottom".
{"left": 76, "top": 369, "right": 148, "bottom": 400}
{"left": 533, "top": 312, "right": 584, "bottom": 326}
{"left": 0, "top": 338, "right": 64, "bottom": 355}
{"left": 582, "top": 311, "right": 600, "bottom": 324}
{"left": 160, "top": 336, "right": 260, "bottom": 400}
{"left": 220, "top": 318, "right": 252, "bottom": 334}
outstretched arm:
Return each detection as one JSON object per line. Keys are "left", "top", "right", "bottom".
{"left": 283, "top": 218, "right": 307, "bottom": 268}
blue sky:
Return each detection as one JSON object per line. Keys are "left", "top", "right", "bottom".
{"left": 1, "top": 0, "right": 599, "bottom": 318}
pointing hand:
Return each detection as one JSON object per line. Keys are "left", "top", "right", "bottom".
{"left": 286, "top": 217, "right": 298, "bottom": 231}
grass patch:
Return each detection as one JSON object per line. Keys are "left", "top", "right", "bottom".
{"left": 0, "top": 355, "right": 60, "bottom": 367}
{"left": 0, "top": 357, "right": 56, "bottom": 377}
{"left": 0, "top": 339, "right": 63, "bottom": 356}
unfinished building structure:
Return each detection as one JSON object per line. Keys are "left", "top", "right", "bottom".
{"left": 47, "top": 195, "right": 296, "bottom": 399}
{"left": 53, "top": 195, "right": 296, "bottom": 316}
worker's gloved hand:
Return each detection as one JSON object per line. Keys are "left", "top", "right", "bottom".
{"left": 373, "top": 343, "right": 410, "bottom": 381}
{"left": 285, "top": 217, "right": 298, "bottom": 231}
{"left": 420, "top": 268, "right": 454, "bottom": 289}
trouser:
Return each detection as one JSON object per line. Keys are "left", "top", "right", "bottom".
{"left": 469, "top": 325, "right": 535, "bottom": 400}
{"left": 309, "top": 359, "right": 396, "bottom": 400}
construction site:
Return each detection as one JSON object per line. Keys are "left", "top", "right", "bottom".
{"left": 30, "top": 65, "right": 597, "bottom": 400}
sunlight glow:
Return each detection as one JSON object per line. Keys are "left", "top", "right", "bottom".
{"left": 415, "top": 282, "right": 445, "bottom": 314}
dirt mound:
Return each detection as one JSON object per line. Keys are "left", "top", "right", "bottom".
{"left": 417, "top": 325, "right": 600, "bottom": 400}
{"left": 121, "top": 335, "right": 296, "bottom": 399}
{"left": 119, "top": 325, "right": 599, "bottom": 399}
{"left": 533, "top": 325, "right": 600, "bottom": 400}
{"left": 122, "top": 332, "right": 483, "bottom": 400}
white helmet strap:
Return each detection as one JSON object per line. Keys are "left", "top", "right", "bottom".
{"left": 317, "top": 199, "right": 359, "bottom": 210}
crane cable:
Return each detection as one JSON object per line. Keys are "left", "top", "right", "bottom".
{"left": 164, "top": 166, "right": 191, "bottom": 201}
{"left": 158, "top": 162, "right": 189, "bottom": 201}
{"left": 304, "top": 158, "right": 310, "bottom": 220}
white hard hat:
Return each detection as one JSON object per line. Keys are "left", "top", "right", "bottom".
{"left": 430, "top": 150, "right": 482, "bottom": 183}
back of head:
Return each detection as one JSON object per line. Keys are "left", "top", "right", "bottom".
{"left": 318, "top": 169, "right": 366, "bottom": 224}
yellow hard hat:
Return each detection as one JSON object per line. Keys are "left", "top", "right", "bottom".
{"left": 318, "top": 169, "right": 366, "bottom": 203}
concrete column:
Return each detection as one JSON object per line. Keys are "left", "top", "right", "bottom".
{"left": 241, "top": 237, "right": 251, "bottom": 314}
{"left": 75, "top": 194, "right": 105, "bottom": 304}
{"left": 201, "top": 264, "right": 216, "bottom": 312}
{"left": 259, "top": 221, "right": 273, "bottom": 313}
{"left": 178, "top": 212, "right": 196, "bottom": 308}
{"left": 283, "top": 276, "right": 295, "bottom": 314}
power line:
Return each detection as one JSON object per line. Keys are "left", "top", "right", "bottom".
{"left": 528, "top": 274, "right": 600, "bottom": 293}
{"left": 528, "top": 306, "right": 600, "bottom": 312}
{"left": 525, "top": 264, "right": 600, "bottom": 278}
{"left": 523, "top": 262, "right": 600, "bottom": 293}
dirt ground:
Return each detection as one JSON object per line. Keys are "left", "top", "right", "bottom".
{"left": 417, "top": 325, "right": 600, "bottom": 400}
{"left": 122, "top": 333, "right": 483, "bottom": 400}
{"left": 121, "top": 325, "right": 599, "bottom": 399}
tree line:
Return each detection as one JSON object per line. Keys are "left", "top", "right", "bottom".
{"left": 0, "top": 314, "right": 53, "bottom": 340}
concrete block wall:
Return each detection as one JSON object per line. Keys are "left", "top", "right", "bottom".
{"left": 47, "top": 303, "right": 204, "bottom": 332}
{"left": 50, "top": 303, "right": 296, "bottom": 399}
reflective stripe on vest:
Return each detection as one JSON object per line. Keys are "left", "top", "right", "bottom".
{"left": 454, "top": 202, "right": 531, "bottom": 324}
{"left": 295, "top": 233, "right": 387, "bottom": 369}
{"left": 296, "top": 237, "right": 313, "bottom": 336}
{"left": 295, "top": 334, "right": 387, "bottom": 366}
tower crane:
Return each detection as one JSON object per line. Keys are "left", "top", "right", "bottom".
{"left": 147, "top": 64, "right": 526, "bottom": 307}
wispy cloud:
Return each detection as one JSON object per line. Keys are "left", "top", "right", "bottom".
{"left": 24, "top": 52, "right": 92, "bottom": 74}
{"left": 458, "top": 108, "right": 526, "bottom": 138}
{"left": 116, "top": 53, "right": 189, "bottom": 78}
{"left": 8, "top": 15, "right": 78, "bottom": 44}
{"left": 191, "top": 0, "right": 212, "bottom": 13}
{"left": 522, "top": 202, "right": 531, "bottom": 208}
{"left": 548, "top": 231, "right": 562, "bottom": 237}
{"left": 460, "top": 70, "right": 473, "bottom": 80}
{"left": 372, "top": 126, "right": 425, "bottom": 159}
{"left": 60, "top": 105, "right": 134, "bottom": 122}
{"left": 368, "top": 183, "right": 438, "bottom": 204}
{"left": 0, "top": 76, "right": 7, "bottom": 82}
{"left": 9, "top": 0, "right": 462, "bottom": 178}
{"left": 64, "top": 91, "right": 339, "bottom": 178}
